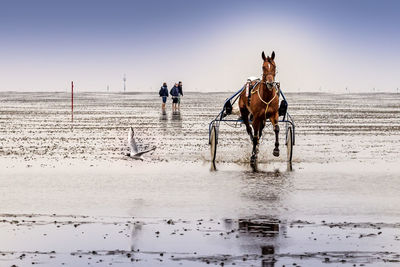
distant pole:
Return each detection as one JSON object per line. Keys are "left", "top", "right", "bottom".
{"left": 123, "top": 74, "right": 126, "bottom": 92}
{"left": 71, "top": 81, "right": 74, "bottom": 122}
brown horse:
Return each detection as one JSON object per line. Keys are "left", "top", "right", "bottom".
{"left": 238, "top": 51, "right": 280, "bottom": 169}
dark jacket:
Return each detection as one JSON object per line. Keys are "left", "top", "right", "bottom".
{"left": 178, "top": 85, "right": 183, "bottom": 96}
{"left": 170, "top": 86, "right": 179, "bottom": 97}
{"left": 159, "top": 86, "right": 169, "bottom": 97}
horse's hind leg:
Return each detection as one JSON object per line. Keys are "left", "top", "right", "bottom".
{"left": 240, "top": 107, "right": 253, "bottom": 141}
{"left": 270, "top": 112, "right": 280, "bottom": 157}
{"left": 250, "top": 117, "right": 261, "bottom": 169}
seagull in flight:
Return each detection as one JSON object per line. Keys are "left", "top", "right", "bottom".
{"left": 127, "top": 127, "right": 156, "bottom": 160}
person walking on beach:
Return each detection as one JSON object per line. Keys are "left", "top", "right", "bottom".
{"left": 159, "top": 82, "right": 169, "bottom": 110}
{"left": 170, "top": 83, "right": 180, "bottom": 111}
{"left": 177, "top": 81, "right": 183, "bottom": 110}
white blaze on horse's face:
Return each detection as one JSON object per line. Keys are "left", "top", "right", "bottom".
{"left": 263, "top": 61, "right": 275, "bottom": 83}
{"left": 262, "top": 51, "right": 276, "bottom": 83}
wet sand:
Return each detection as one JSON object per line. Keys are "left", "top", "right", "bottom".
{"left": 0, "top": 91, "right": 400, "bottom": 266}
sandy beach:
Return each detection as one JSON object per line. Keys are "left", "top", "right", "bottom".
{"left": 1, "top": 91, "right": 400, "bottom": 266}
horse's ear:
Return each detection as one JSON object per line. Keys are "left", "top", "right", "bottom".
{"left": 271, "top": 51, "right": 275, "bottom": 60}
{"left": 262, "top": 51, "right": 266, "bottom": 61}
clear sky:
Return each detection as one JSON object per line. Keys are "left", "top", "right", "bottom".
{"left": 0, "top": 0, "right": 399, "bottom": 92}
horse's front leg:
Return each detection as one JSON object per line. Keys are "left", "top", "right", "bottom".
{"left": 252, "top": 134, "right": 259, "bottom": 157}
{"left": 259, "top": 120, "right": 265, "bottom": 139}
{"left": 270, "top": 112, "right": 280, "bottom": 157}
{"left": 251, "top": 117, "right": 261, "bottom": 167}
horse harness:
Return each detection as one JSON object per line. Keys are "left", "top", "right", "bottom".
{"left": 248, "top": 81, "right": 280, "bottom": 118}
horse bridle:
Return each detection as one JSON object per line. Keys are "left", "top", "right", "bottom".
{"left": 265, "top": 81, "right": 279, "bottom": 90}
{"left": 262, "top": 62, "right": 278, "bottom": 91}
{"left": 262, "top": 75, "right": 278, "bottom": 91}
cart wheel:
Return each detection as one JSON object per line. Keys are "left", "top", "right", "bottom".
{"left": 210, "top": 125, "right": 217, "bottom": 162}
{"left": 286, "top": 126, "right": 293, "bottom": 163}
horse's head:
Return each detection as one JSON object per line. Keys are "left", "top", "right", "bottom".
{"left": 261, "top": 51, "right": 276, "bottom": 83}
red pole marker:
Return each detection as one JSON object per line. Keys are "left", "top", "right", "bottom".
{"left": 71, "top": 81, "right": 74, "bottom": 122}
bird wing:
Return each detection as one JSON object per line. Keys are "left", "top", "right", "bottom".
{"left": 128, "top": 132, "right": 138, "bottom": 154}
{"left": 130, "top": 155, "right": 144, "bottom": 161}
{"left": 133, "top": 147, "right": 156, "bottom": 157}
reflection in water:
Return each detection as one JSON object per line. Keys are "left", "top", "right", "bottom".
{"left": 171, "top": 110, "right": 182, "bottom": 121}
{"left": 128, "top": 217, "right": 280, "bottom": 266}
{"left": 262, "top": 258, "right": 275, "bottom": 267}
{"left": 238, "top": 218, "right": 279, "bottom": 267}
{"left": 159, "top": 110, "right": 168, "bottom": 132}
{"left": 129, "top": 222, "right": 143, "bottom": 252}
{"left": 237, "top": 168, "right": 288, "bottom": 266}
{"left": 171, "top": 111, "right": 182, "bottom": 130}
{"left": 238, "top": 218, "right": 279, "bottom": 234}
{"left": 262, "top": 245, "right": 275, "bottom": 267}
{"left": 239, "top": 169, "right": 290, "bottom": 219}
{"left": 125, "top": 161, "right": 290, "bottom": 266}
{"left": 160, "top": 109, "right": 168, "bottom": 121}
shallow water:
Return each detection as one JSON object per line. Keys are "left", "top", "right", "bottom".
{"left": 1, "top": 92, "right": 399, "bottom": 164}
{"left": 0, "top": 91, "right": 400, "bottom": 266}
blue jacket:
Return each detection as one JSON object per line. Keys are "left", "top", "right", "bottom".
{"left": 170, "top": 86, "right": 179, "bottom": 97}
{"left": 159, "top": 86, "right": 169, "bottom": 97}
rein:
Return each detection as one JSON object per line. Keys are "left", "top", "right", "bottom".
{"left": 251, "top": 81, "right": 278, "bottom": 117}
